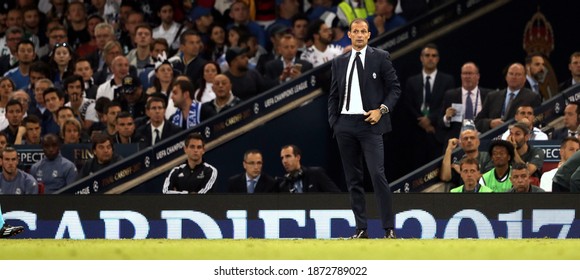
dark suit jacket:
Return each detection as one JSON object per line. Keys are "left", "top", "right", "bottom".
{"left": 438, "top": 87, "right": 490, "bottom": 141}
{"left": 328, "top": 47, "right": 401, "bottom": 134}
{"left": 135, "top": 121, "right": 183, "bottom": 149}
{"left": 227, "top": 172, "right": 277, "bottom": 193}
{"left": 475, "top": 87, "right": 541, "bottom": 133}
{"left": 278, "top": 166, "right": 341, "bottom": 193}
{"left": 552, "top": 127, "right": 571, "bottom": 140}
{"left": 402, "top": 71, "right": 455, "bottom": 137}
{"left": 559, "top": 78, "right": 576, "bottom": 92}
{"left": 263, "top": 58, "right": 313, "bottom": 82}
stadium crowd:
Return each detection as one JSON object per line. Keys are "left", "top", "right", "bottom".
{"left": 0, "top": 0, "right": 579, "bottom": 194}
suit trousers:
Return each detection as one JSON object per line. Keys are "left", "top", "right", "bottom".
{"left": 334, "top": 114, "right": 394, "bottom": 229}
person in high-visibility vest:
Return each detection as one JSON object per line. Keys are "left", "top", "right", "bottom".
{"left": 336, "top": 0, "right": 376, "bottom": 27}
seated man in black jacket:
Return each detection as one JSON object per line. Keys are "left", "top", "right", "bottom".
{"left": 278, "top": 144, "right": 340, "bottom": 193}
{"left": 228, "top": 149, "right": 277, "bottom": 193}
{"left": 77, "top": 133, "right": 123, "bottom": 180}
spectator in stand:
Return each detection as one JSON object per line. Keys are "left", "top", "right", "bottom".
{"left": 100, "top": 101, "right": 121, "bottom": 138}
{"left": 0, "top": 27, "right": 23, "bottom": 75}
{"left": 227, "top": 1, "right": 268, "bottom": 49}
{"left": 193, "top": 61, "right": 220, "bottom": 103}
{"left": 119, "top": 11, "right": 144, "bottom": 54}
{"left": 552, "top": 103, "right": 579, "bottom": 140}
{"left": 65, "top": 1, "right": 90, "bottom": 51}
{"left": 114, "top": 111, "right": 137, "bottom": 144}
{"left": 39, "top": 24, "right": 67, "bottom": 63}
{"left": 202, "top": 74, "right": 241, "bottom": 118}
{"left": 86, "top": 22, "right": 115, "bottom": 74}
{"left": 118, "top": 75, "right": 147, "bottom": 121}
{"left": 46, "top": 0, "right": 68, "bottom": 23}
{"left": 49, "top": 42, "right": 77, "bottom": 90}
{"left": 336, "top": 0, "right": 375, "bottom": 27}
{"left": 12, "top": 90, "right": 31, "bottom": 119}
{"left": 559, "top": 52, "right": 580, "bottom": 92}
{"left": 126, "top": 23, "right": 154, "bottom": 76}
{"left": 367, "top": 0, "right": 406, "bottom": 37}
{"left": 0, "top": 77, "right": 15, "bottom": 116}
{"left": 271, "top": 0, "right": 300, "bottom": 28}
{"left": 500, "top": 105, "right": 548, "bottom": 140}
{"left": 135, "top": 97, "right": 182, "bottom": 149}
{"left": 228, "top": 149, "right": 278, "bottom": 193}
{"left": 240, "top": 33, "right": 267, "bottom": 71}
{"left": 524, "top": 53, "right": 551, "bottom": 100}
{"left": 24, "top": 61, "right": 52, "bottom": 113}
{"left": 480, "top": 140, "right": 514, "bottom": 193}
{"left": 30, "top": 78, "right": 53, "bottom": 121}
{"left": 440, "top": 62, "right": 490, "bottom": 144}
{"left": 170, "top": 30, "right": 207, "bottom": 86}
{"left": 540, "top": 137, "right": 580, "bottom": 192}
{"left": 278, "top": 144, "right": 340, "bottom": 193}
{"left": 14, "top": 115, "right": 42, "bottom": 145}
{"left": 291, "top": 14, "right": 309, "bottom": 53}
{"left": 4, "top": 39, "right": 36, "bottom": 90}
{"left": 153, "top": 3, "right": 185, "bottom": 55}
{"left": 475, "top": 63, "right": 541, "bottom": 133}
{"left": 509, "top": 162, "right": 545, "bottom": 193}
{"left": 1, "top": 100, "right": 24, "bottom": 145}
{"left": 224, "top": 46, "right": 274, "bottom": 100}
{"left": 61, "top": 117, "right": 87, "bottom": 144}
{"left": 163, "top": 132, "right": 218, "bottom": 194}
{"left": 55, "top": 106, "right": 76, "bottom": 128}
{"left": 300, "top": 19, "right": 343, "bottom": 67}
{"left": 41, "top": 87, "right": 65, "bottom": 136}
{"left": 29, "top": 133, "right": 77, "bottom": 194}
{"left": 169, "top": 79, "right": 204, "bottom": 129}
{"left": 73, "top": 58, "right": 98, "bottom": 100}
{"left": 77, "top": 132, "right": 123, "bottom": 180}
{"left": 450, "top": 157, "right": 493, "bottom": 193}
{"left": 264, "top": 34, "right": 313, "bottom": 84}
{"left": 189, "top": 6, "right": 214, "bottom": 45}
{"left": 506, "top": 121, "right": 545, "bottom": 184}
{"left": 96, "top": 55, "right": 130, "bottom": 101}
{"left": 21, "top": 6, "right": 44, "bottom": 49}
{"left": 145, "top": 53, "right": 175, "bottom": 97}
{"left": 401, "top": 43, "right": 455, "bottom": 168}
{"left": 92, "top": 40, "right": 133, "bottom": 86}
{"left": 440, "top": 128, "right": 493, "bottom": 187}
{"left": 0, "top": 147, "right": 38, "bottom": 195}
{"left": 205, "top": 24, "right": 227, "bottom": 63}
{"left": 75, "top": 14, "right": 104, "bottom": 58}
{"left": 255, "top": 24, "right": 288, "bottom": 75}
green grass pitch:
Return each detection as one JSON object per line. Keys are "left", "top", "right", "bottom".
{"left": 2, "top": 239, "right": 580, "bottom": 260}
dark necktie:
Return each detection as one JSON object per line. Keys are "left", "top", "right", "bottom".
{"left": 424, "top": 76, "right": 432, "bottom": 105}
{"left": 346, "top": 52, "right": 362, "bottom": 111}
{"left": 247, "top": 179, "right": 256, "bottom": 193}
{"left": 465, "top": 91, "right": 474, "bottom": 120}
{"left": 503, "top": 92, "right": 515, "bottom": 118}
{"left": 154, "top": 128, "right": 161, "bottom": 145}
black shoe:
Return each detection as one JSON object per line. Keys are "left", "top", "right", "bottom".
{"left": 350, "top": 229, "right": 368, "bottom": 239}
{"left": 384, "top": 228, "right": 397, "bottom": 239}
{"left": 0, "top": 224, "right": 24, "bottom": 238}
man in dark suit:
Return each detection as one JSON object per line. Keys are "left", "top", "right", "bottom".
{"left": 263, "top": 34, "right": 313, "bottom": 84}
{"left": 559, "top": 52, "right": 580, "bottom": 92}
{"left": 475, "top": 63, "right": 542, "bottom": 133}
{"left": 328, "top": 19, "right": 401, "bottom": 239}
{"left": 228, "top": 149, "right": 277, "bottom": 193}
{"left": 278, "top": 145, "right": 340, "bottom": 193}
{"left": 439, "top": 62, "right": 490, "bottom": 143}
{"left": 135, "top": 97, "right": 182, "bottom": 149}
{"left": 402, "top": 43, "right": 455, "bottom": 167}
{"left": 552, "top": 103, "right": 579, "bottom": 140}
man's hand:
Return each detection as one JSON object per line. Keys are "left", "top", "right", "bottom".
{"left": 447, "top": 138, "right": 459, "bottom": 151}
{"left": 289, "top": 66, "right": 302, "bottom": 79}
{"left": 364, "top": 109, "right": 382, "bottom": 125}
{"left": 373, "top": 15, "right": 386, "bottom": 35}
{"left": 490, "top": 118, "right": 504, "bottom": 128}
{"left": 445, "top": 107, "right": 456, "bottom": 120}
{"left": 418, "top": 116, "right": 435, "bottom": 133}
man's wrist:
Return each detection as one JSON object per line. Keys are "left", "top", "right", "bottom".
{"left": 379, "top": 104, "right": 389, "bottom": 115}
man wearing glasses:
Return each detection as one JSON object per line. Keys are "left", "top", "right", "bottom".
{"left": 228, "top": 149, "right": 277, "bottom": 193}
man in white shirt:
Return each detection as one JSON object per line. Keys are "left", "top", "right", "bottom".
{"left": 152, "top": 3, "right": 184, "bottom": 54}
{"left": 300, "top": 19, "right": 344, "bottom": 67}
{"left": 501, "top": 105, "right": 548, "bottom": 140}
{"left": 540, "top": 137, "right": 580, "bottom": 192}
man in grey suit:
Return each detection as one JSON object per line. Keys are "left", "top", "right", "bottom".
{"left": 475, "top": 63, "right": 541, "bottom": 133}
{"left": 328, "top": 18, "right": 401, "bottom": 239}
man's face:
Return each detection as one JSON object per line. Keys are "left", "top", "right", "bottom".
{"left": 63, "top": 123, "right": 79, "bottom": 144}
{"left": 460, "top": 163, "right": 481, "bottom": 190}
{"left": 6, "top": 10, "right": 23, "bottom": 28}
{"left": 460, "top": 63, "right": 480, "bottom": 91}
{"left": 151, "top": 43, "right": 167, "bottom": 61}
{"left": 232, "top": 54, "right": 249, "bottom": 72}
{"left": 528, "top": 56, "right": 545, "bottom": 80}
{"left": 119, "top": 5, "right": 133, "bottom": 23}
{"left": 34, "top": 81, "right": 50, "bottom": 105}
{"left": 134, "top": 27, "right": 152, "bottom": 47}
{"left": 491, "top": 146, "right": 510, "bottom": 168}
{"left": 17, "top": 43, "right": 35, "bottom": 64}
{"left": 13, "top": 92, "right": 30, "bottom": 112}
{"left": 506, "top": 64, "right": 526, "bottom": 90}
{"left": 146, "top": 101, "right": 166, "bottom": 124}
{"left": 510, "top": 168, "right": 530, "bottom": 193}
{"left": 229, "top": 2, "right": 249, "bottom": 23}
{"left": 569, "top": 56, "right": 580, "bottom": 78}
{"left": 57, "top": 109, "right": 74, "bottom": 127}
{"left": 459, "top": 130, "right": 479, "bottom": 153}
{"left": 6, "top": 104, "right": 23, "bottom": 127}
{"left": 509, "top": 127, "right": 528, "bottom": 149}
{"left": 48, "top": 30, "right": 67, "bottom": 47}
{"left": 29, "top": 71, "right": 46, "bottom": 89}
{"left": 420, "top": 47, "right": 439, "bottom": 72}
{"left": 185, "top": 139, "right": 205, "bottom": 163}
{"left": 42, "top": 137, "right": 60, "bottom": 161}
{"left": 180, "top": 34, "right": 203, "bottom": 57}
{"left": 196, "top": 14, "right": 214, "bottom": 29}
{"left": 212, "top": 75, "right": 231, "bottom": 98}
{"left": 94, "top": 140, "right": 113, "bottom": 164}
{"left": 6, "top": 32, "right": 22, "bottom": 53}
{"left": 75, "top": 61, "right": 94, "bottom": 81}
{"left": 105, "top": 46, "right": 122, "bottom": 66}
{"left": 292, "top": 19, "right": 308, "bottom": 40}
{"left": 279, "top": 37, "right": 298, "bottom": 60}
{"left": 561, "top": 141, "right": 580, "bottom": 162}
{"left": 243, "top": 152, "right": 263, "bottom": 179}
{"left": 281, "top": 147, "right": 300, "bottom": 173}
{"left": 316, "top": 23, "right": 333, "bottom": 45}
{"left": 158, "top": 5, "right": 174, "bottom": 24}
{"left": 125, "top": 14, "right": 143, "bottom": 35}
{"left": 1, "top": 151, "right": 18, "bottom": 175}
{"left": 23, "top": 10, "right": 40, "bottom": 29}
{"left": 515, "top": 106, "right": 535, "bottom": 125}
{"left": 112, "top": 57, "right": 130, "bottom": 78}
{"left": 95, "top": 27, "right": 114, "bottom": 50}
{"left": 67, "top": 3, "right": 85, "bottom": 23}
{"left": 156, "top": 64, "right": 173, "bottom": 83}
{"left": 106, "top": 106, "right": 121, "bottom": 126}
{"left": 87, "top": 17, "right": 102, "bottom": 36}
{"left": 44, "top": 92, "right": 64, "bottom": 113}
{"left": 25, "top": 122, "right": 41, "bottom": 144}
{"left": 563, "top": 104, "right": 579, "bottom": 130}
{"left": 171, "top": 85, "right": 187, "bottom": 108}
{"left": 0, "top": 136, "right": 7, "bottom": 151}
{"left": 348, "top": 21, "right": 370, "bottom": 51}
{"left": 116, "top": 117, "right": 135, "bottom": 138}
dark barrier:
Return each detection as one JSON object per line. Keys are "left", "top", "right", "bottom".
{"left": 1, "top": 194, "right": 579, "bottom": 239}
